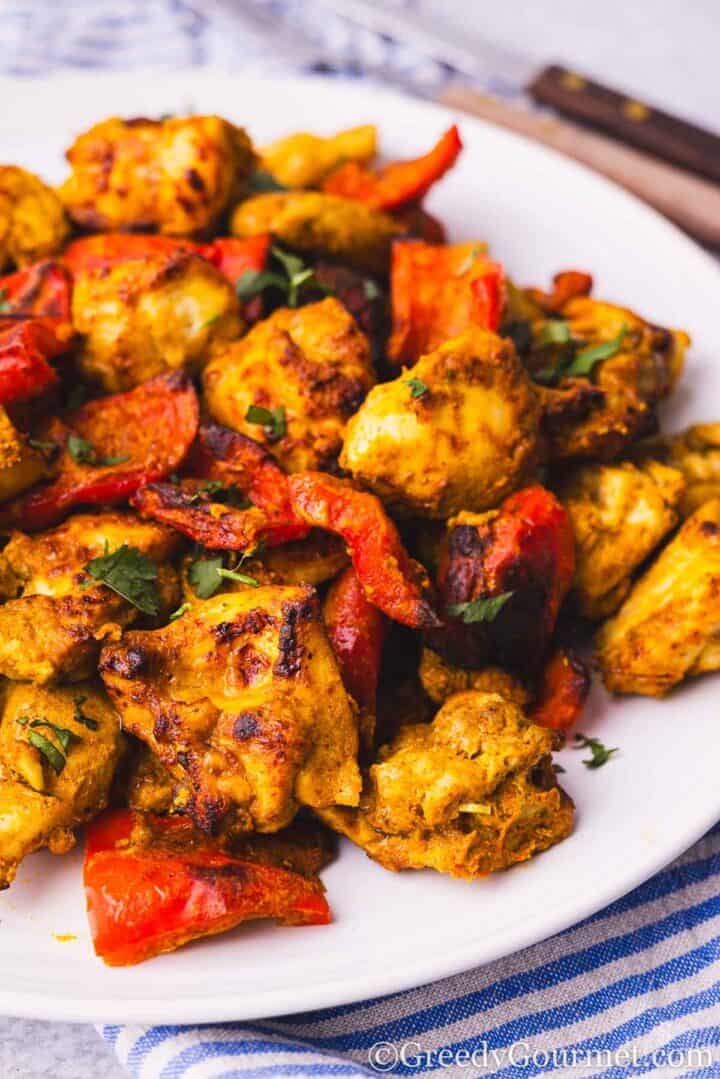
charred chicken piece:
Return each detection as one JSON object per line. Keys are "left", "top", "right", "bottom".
{"left": 0, "top": 512, "right": 180, "bottom": 684}
{"left": 340, "top": 328, "right": 540, "bottom": 519}
{"left": 60, "top": 115, "right": 255, "bottom": 235}
{"left": 635, "top": 423, "right": 720, "bottom": 518}
{"left": 319, "top": 690, "right": 573, "bottom": 878}
{"left": 596, "top": 498, "right": 720, "bottom": 696}
{"left": 0, "top": 166, "right": 69, "bottom": 271}
{"left": 99, "top": 586, "right": 361, "bottom": 835}
{"left": 261, "top": 125, "right": 377, "bottom": 189}
{"left": 0, "top": 680, "right": 123, "bottom": 888}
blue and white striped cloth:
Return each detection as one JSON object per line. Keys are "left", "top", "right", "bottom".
{"left": 4, "top": 3, "right": 720, "bottom": 1075}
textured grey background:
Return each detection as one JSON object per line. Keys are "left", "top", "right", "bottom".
{"left": 0, "top": 0, "right": 717, "bottom": 1075}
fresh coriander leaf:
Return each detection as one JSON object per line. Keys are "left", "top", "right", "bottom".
{"left": 28, "top": 437, "right": 58, "bottom": 455}
{"left": 573, "top": 733, "right": 619, "bottom": 770}
{"left": 245, "top": 404, "right": 286, "bottom": 442}
{"left": 27, "top": 730, "right": 66, "bottom": 774}
{"left": 170, "top": 601, "right": 192, "bottom": 621}
{"left": 564, "top": 323, "right": 628, "bottom": 378}
{"left": 73, "top": 695, "right": 98, "bottom": 731}
{"left": 187, "top": 553, "right": 224, "bottom": 599}
{"left": 18, "top": 716, "right": 77, "bottom": 755}
{"left": 503, "top": 319, "right": 532, "bottom": 353}
{"left": 271, "top": 245, "right": 306, "bottom": 281}
{"left": 82, "top": 542, "right": 160, "bottom": 615}
{"left": 247, "top": 168, "right": 286, "bottom": 193}
{"left": 404, "top": 377, "right": 429, "bottom": 399}
{"left": 236, "top": 269, "right": 286, "bottom": 301}
{"left": 271, "top": 246, "right": 321, "bottom": 307}
{"left": 363, "top": 279, "right": 381, "bottom": 301}
{"left": 448, "top": 591, "right": 513, "bottom": 623}
{"left": 217, "top": 567, "right": 259, "bottom": 587}
{"left": 455, "top": 247, "right": 482, "bottom": 276}
{"left": 66, "top": 434, "right": 129, "bottom": 468}
{"left": 537, "top": 320, "right": 572, "bottom": 347}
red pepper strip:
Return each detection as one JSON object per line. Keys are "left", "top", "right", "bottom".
{"left": 84, "top": 810, "right": 330, "bottom": 967}
{"left": 0, "top": 260, "right": 73, "bottom": 323}
{"left": 323, "top": 125, "right": 463, "bottom": 211}
{"left": 63, "top": 233, "right": 270, "bottom": 288}
{"left": 323, "top": 566, "right": 387, "bottom": 711}
{"left": 288, "top": 472, "right": 439, "bottom": 630}
{"left": 388, "top": 240, "right": 506, "bottom": 366}
{"left": 0, "top": 371, "right": 199, "bottom": 531}
{"left": 0, "top": 320, "right": 64, "bottom": 405}
{"left": 527, "top": 270, "right": 593, "bottom": 313}
{"left": 531, "top": 647, "right": 590, "bottom": 732}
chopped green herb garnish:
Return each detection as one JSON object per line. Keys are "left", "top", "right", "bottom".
{"left": 447, "top": 592, "right": 513, "bottom": 623}
{"left": 404, "top": 377, "right": 429, "bottom": 399}
{"left": 236, "top": 269, "right": 286, "bottom": 302}
{"left": 217, "top": 567, "right": 259, "bottom": 588}
{"left": 247, "top": 168, "right": 287, "bottom": 193}
{"left": 245, "top": 404, "right": 286, "bottom": 442}
{"left": 82, "top": 542, "right": 160, "bottom": 615}
{"left": 27, "top": 730, "right": 66, "bottom": 774}
{"left": 236, "top": 246, "right": 330, "bottom": 308}
{"left": 73, "top": 696, "right": 98, "bottom": 731}
{"left": 271, "top": 246, "right": 318, "bottom": 306}
{"left": 169, "top": 601, "right": 192, "bottom": 621}
{"left": 564, "top": 324, "right": 628, "bottom": 378}
{"left": 455, "top": 247, "right": 482, "bottom": 276}
{"left": 187, "top": 553, "right": 225, "bottom": 599}
{"left": 28, "top": 437, "right": 58, "bottom": 455}
{"left": 66, "top": 434, "right": 129, "bottom": 468}
{"left": 573, "top": 733, "right": 619, "bottom": 770}
{"left": 18, "top": 716, "right": 79, "bottom": 774}
{"left": 537, "top": 320, "right": 572, "bottom": 347}
{"left": 186, "top": 479, "right": 253, "bottom": 509}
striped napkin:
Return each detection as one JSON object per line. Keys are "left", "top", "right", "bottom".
{"left": 3, "top": 2, "right": 720, "bottom": 1075}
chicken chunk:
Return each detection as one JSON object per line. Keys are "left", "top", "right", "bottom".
{"left": 59, "top": 115, "right": 255, "bottom": 235}
{"left": 72, "top": 252, "right": 243, "bottom": 392}
{"left": 536, "top": 297, "right": 688, "bottom": 461}
{"left": 230, "top": 191, "right": 402, "bottom": 275}
{"left": 419, "top": 648, "right": 529, "bottom": 709}
{"left": 203, "top": 297, "right": 374, "bottom": 472}
{"left": 319, "top": 691, "right": 573, "bottom": 878}
{"left": 261, "top": 125, "right": 377, "bottom": 189}
{"left": 596, "top": 499, "right": 720, "bottom": 696}
{"left": 340, "top": 328, "right": 540, "bottom": 518}
{"left": 0, "top": 166, "right": 69, "bottom": 271}
{"left": 557, "top": 459, "right": 685, "bottom": 618}
{"left": 99, "top": 586, "right": 361, "bottom": 835}
{"left": 0, "top": 680, "right": 123, "bottom": 888}
{"left": 0, "top": 512, "right": 180, "bottom": 684}
{"left": 0, "top": 407, "right": 53, "bottom": 504}
{"left": 636, "top": 423, "right": 720, "bottom": 518}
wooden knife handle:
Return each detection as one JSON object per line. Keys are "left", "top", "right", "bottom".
{"left": 439, "top": 82, "right": 720, "bottom": 248}
{"left": 529, "top": 65, "right": 720, "bottom": 185}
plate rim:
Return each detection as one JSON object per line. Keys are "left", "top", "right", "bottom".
{"left": 1, "top": 69, "right": 720, "bottom": 1024}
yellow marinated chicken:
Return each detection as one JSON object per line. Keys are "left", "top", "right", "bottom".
{"left": 0, "top": 681, "right": 123, "bottom": 888}
{"left": 72, "top": 252, "right": 243, "bottom": 392}
{"left": 204, "top": 297, "right": 374, "bottom": 472}
{"left": 99, "top": 586, "right": 361, "bottom": 835}
{"left": 636, "top": 423, "right": 720, "bottom": 518}
{"left": 230, "top": 191, "right": 402, "bottom": 275}
{"left": 0, "top": 512, "right": 180, "bottom": 684}
{"left": 536, "top": 297, "right": 688, "bottom": 461}
{"left": 0, "top": 165, "right": 69, "bottom": 271}
{"left": 59, "top": 115, "right": 255, "bottom": 235}
{"left": 596, "top": 498, "right": 720, "bottom": 696}
{"left": 340, "top": 328, "right": 540, "bottom": 518}
{"left": 0, "top": 407, "right": 53, "bottom": 504}
{"left": 320, "top": 690, "right": 573, "bottom": 878}
{"left": 261, "top": 530, "right": 349, "bottom": 585}
{"left": 419, "top": 648, "right": 530, "bottom": 709}
{"left": 261, "top": 125, "right": 377, "bottom": 189}
{"left": 125, "top": 743, "right": 176, "bottom": 815}
{"left": 557, "top": 458, "right": 686, "bottom": 618}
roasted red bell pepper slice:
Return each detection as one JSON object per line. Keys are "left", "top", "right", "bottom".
{"left": 323, "top": 125, "right": 462, "bottom": 211}
{"left": 527, "top": 270, "right": 593, "bottom": 313}
{"left": 387, "top": 240, "right": 505, "bottom": 365}
{"left": 84, "top": 810, "right": 330, "bottom": 967}
{"left": 430, "top": 485, "right": 575, "bottom": 672}
{"left": 0, "top": 320, "right": 63, "bottom": 406}
{"left": 0, "top": 262, "right": 74, "bottom": 405}
{"left": 64, "top": 233, "right": 270, "bottom": 289}
{"left": 323, "top": 566, "right": 387, "bottom": 711}
{"left": 531, "top": 647, "right": 590, "bottom": 732}
{"left": 1, "top": 371, "right": 198, "bottom": 531}
{"left": 288, "top": 472, "right": 439, "bottom": 630}
{"left": 0, "top": 260, "right": 73, "bottom": 324}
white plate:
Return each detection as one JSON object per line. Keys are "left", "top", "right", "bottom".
{"left": 1, "top": 71, "right": 720, "bottom": 1025}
